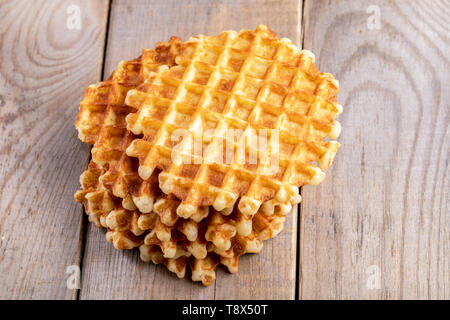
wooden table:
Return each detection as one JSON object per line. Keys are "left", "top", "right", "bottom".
{"left": 0, "top": 0, "right": 448, "bottom": 300}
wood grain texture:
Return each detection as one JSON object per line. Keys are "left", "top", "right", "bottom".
{"left": 79, "top": 0, "right": 301, "bottom": 300}
{"left": 299, "top": 0, "right": 449, "bottom": 299}
{"left": 0, "top": 0, "right": 108, "bottom": 299}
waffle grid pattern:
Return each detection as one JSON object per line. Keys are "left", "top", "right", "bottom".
{"left": 125, "top": 25, "right": 342, "bottom": 219}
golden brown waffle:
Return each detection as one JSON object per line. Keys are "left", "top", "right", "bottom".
{"left": 76, "top": 38, "right": 182, "bottom": 213}
{"left": 125, "top": 25, "right": 342, "bottom": 219}
{"left": 74, "top": 25, "right": 342, "bottom": 287}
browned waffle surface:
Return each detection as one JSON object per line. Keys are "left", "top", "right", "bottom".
{"left": 125, "top": 25, "right": 342, "bottom": 218}
{"left": 76, "top": 37, "right": 182, "bottom": 145}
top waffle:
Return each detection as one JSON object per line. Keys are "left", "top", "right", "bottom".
{"left": 125, "top": 25, "right": 342, "bottom": 218}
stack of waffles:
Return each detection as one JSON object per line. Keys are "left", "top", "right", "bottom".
{"left": 74, "top": 25, "right": 342, "bottom": 286}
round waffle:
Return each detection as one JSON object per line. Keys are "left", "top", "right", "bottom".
{"left": 125, "top": 25, "right": 342, "bottom": 219}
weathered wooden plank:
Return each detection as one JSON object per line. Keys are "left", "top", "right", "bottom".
{"left": 0, "top": 0, "right": 109, "bottom": 299}
{"left": 299, "top": 0, "right": 449, "bottom": 299}
{"left": 80, "top": 0, "right": 301, "bottom": 300}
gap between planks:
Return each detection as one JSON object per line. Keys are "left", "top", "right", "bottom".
{"left": 74, "top": 0, "right": 113, "bottom": 301}
{"left": 294, "top": 0, "right": 307, "bottom": 301}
